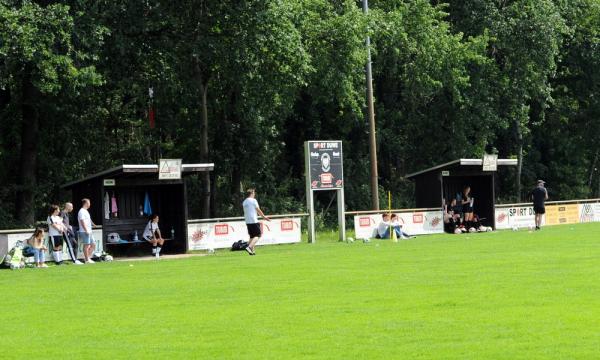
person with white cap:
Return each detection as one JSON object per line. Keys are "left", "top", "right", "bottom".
{"left": 530, "top": 180, "right": 548, "bottom": 230}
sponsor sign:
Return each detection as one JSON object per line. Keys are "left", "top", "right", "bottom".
{"left": 307, "top": 141, "right": 343, "bottom": 190}
{"left": 187, "top": 218, "right": 302, "bottom": 250}
{"left": 578, "top": 202, "right": 600, "bottom": 222}
{"left": 103, "top": 179, "right": 116, "bottom": 186}
{"left": 159, "top": 159, "right": 182, "bottom": 180}
{"left": 353, "top": 211, "right": 444, "bottom": 239}
{"left": 495, "top": 206, "right": 539, "bottom": 229}
{"left": 545, "top": 204, "right": 579, "bottom": 225}
{"left": 483, "top": 154, "right": 498, "bottom": 171}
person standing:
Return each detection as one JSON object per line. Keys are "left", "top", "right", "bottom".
{"left": 242, "top": 189, "right": 270, "bottom": 255}
{"left": 61, "top": 202, "right": 82, "bottom": 265}
{"left": 78, "top": 198, "right": 96, "bottom": 263}
{"left": 48, "top": 205, "right": 67, "bottom": 265}
{"left": 531, "top": 180, "right": 548, "bottom": 230}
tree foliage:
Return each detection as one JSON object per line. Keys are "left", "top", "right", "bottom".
{"left": 1, "top": 0, "right": 599, "bottom": 228}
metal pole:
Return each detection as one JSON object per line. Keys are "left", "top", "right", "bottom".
{"left": 363, "top": 0, "right": 379, "bottom": 210}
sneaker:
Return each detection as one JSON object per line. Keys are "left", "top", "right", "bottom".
{"left": 38, "top": 264, "right": 48, "bottom": 268}
{"left": 86, "top": 259, "right": 95, "bottom": 264}
{"left": 74, "top": 260, "right": 84, "bottom": 265}
{"left": 155, "top": 252, "right": 160, "bottom": 259}
{"left": 245, "top": 247, "right": 255, "bottom": 255}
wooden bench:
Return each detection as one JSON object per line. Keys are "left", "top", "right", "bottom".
{"left": 103, "top": 218, "right": 174, "bottom": 256}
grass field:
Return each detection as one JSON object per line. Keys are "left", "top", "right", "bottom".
{"left": 1, "top": 223, "right": 599, "bottom": 359}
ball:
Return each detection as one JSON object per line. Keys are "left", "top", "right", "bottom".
{"left": 512, "top": 226, "right": 519, "bottom": 231}
{"left": 347, "top": 237, "right": 354, "bottom": 243}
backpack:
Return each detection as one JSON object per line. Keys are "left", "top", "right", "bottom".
{"left": 231, "top": 240, "right": 249, "bottom": 251}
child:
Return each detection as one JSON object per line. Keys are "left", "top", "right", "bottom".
{"left": 28, "top": 228, "right": 48, "bottom": 268}
{"left": 390, "top": 214, "right": 414, "bottom": 239}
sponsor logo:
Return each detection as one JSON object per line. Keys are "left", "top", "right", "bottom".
{"left": 281, "top": 220, "right": 294, "bottom": 231}
{"left": 335, "top": 179, "right": 343, "bottom": 187}
{"left": 320, "top": 173, "right": 333, "bottom": 185}
{"left": 311, "top": 180, "right": 318, "bottom": 188}
{"left": 215, "top": 224, "right": 229, "bottom": 236}
{"left": 191, "top": 229, "right": 207, "bottom": 243}
{"left": 359, "top": 217, "right": 371, "bottom": 227}
{"left": 413, "top": 214, "right": 424, "bottom": 224}
{"left": 559, "top": 206, "right": 566, "bottom": 212}
{"left": 497, "top": 212, "right": 507, "bottom": 223}
{"left": 580, "top": 204, "right": 594, "bottom": 222}
{"left": 430, "top": 217, "right": 441, "bottom": 227}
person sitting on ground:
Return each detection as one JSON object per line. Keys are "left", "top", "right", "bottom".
{"left": 391, "top": 214, "right": 414, "bottom": 238}
{"left": 376, "top": 213, "right": 406, "bottom": 239}
{"left": 143, "top": 214, "right": 165, "bottom": 259}
{"left": 28, "top": 228, "right": 48, "bottom": 268}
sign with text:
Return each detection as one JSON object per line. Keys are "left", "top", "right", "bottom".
{"left": 483, "top": 154, "right": 498, "bottom": 171}
{"left": 353, "top": 211, "right": 444, "bottom": 239}
{"left": 306, "top": 141, "right": 343, "bottom": 190}
{"left": 159, "top": 159, "right": 182, "bottom": 180}
{"left": 545, "top": 204, "right": 579, "bottom": 225}
{"left": 495, "top": 206, "right": 539, "bottom": 229}
{"left": 187, "top": 218, "right": 302, "bottom": 250}
{"left": 579, "top": 202, "right": 600, "bottom": 222}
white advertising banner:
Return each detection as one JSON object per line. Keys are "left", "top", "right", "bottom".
{"left": 187, "top": 218, "right": 302, "bottom": 250}
{"left": 495, "top": 206, "right": 541, "bottom": 229}
{"left": 353, "top": 211, "right": 444, "bottom": 239}
{"left": 578, "top": 202, "right": 600, "bottom": 223}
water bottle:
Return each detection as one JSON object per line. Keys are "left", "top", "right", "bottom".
{"left": 133, "top": 230, "right": 139, "bottom": 242}
{"left": 171, "top": 227, "right": 175, "bottom": 240}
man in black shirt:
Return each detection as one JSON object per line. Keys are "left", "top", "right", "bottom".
{"left": 531, "top": 180, "right": 548, "bottom": 230}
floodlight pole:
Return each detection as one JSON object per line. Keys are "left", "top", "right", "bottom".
{"left": 363, "top": 0, "right": 379, "bottom": 210}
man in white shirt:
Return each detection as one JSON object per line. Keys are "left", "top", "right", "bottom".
{"left": 78, "top": 198, "right": 96, "bottom": 264}
{"left": 242, "top": 188, "right": 270, "bottom": 255}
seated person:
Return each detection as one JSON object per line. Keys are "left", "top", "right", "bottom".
{"left": 444, "top": 202, "right": 462, "bottom": 234}
{"left": 391, "top": 214, "right": 414, "bottom": 239}
{"left": 376, "top": 213, "right": 412, "bottom": 239}
{"left": 143, "top": 214, "right": 165, "bottom": 258}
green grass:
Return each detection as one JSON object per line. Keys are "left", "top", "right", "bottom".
{"left": 1, "top": 223, "right": 599, "bottom": 359}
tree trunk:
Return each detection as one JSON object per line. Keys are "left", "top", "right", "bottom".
{"left": 588, "top": 150, "right": 598, "bottom": 196}
{"left": 199, "top": 82, "right": 211, "bottom": 218}
{"left": 15, "top": 75, "right": 40, "bottom": 226}
{"left": 194, "top": 59, "right": 211, "bottom": 219}
{"left": 515, "top": 120, "right": 523, "bottom": 202}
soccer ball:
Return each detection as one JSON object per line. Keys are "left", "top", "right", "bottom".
{"left": 103, "top": 255, "right": 113, "bottom": 262}
{"left": 363, "top": 238, "right": 370, "bottom": 243}
{"left": 347, "top": 237, "right": 354, "bottom": 243}
{"left": 486, "top": 227, "right": 493, "bottom": 232}
{"left": 207, "top": 248, "right": 215, "bottom": 254}
{"left": 512, "top": 226, "right": 519, "bottom": 231}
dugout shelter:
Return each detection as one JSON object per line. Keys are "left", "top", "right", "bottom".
{"left": 406, "top": 158, "right": 517, "bottom": 229}
{"left": 62, "top": 163, "right": 213, "bottom": 256}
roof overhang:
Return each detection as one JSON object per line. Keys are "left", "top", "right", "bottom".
{"left": 406, "top": 158, "right": 517, "bottom": 179}
{"left": 62, "top": 163, "right": 215, "bottom": 189}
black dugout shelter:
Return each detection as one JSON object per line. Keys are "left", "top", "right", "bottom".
{"left": 406, "top": 159, "right": 517, "bottom": 229}
{"left": 62, "top": 164, "right": 213, "bottom": 256}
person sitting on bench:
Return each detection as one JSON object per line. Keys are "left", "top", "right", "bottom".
{"left": 143, "top": 214, "right": 164, "bottom": 258}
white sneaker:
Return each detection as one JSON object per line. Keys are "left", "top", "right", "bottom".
{"left": 74, "top": 260, "right": 84, "bottom": 265}
{"left": 155, "top": 252, "right": 160, "bottom": 259}
{"left": 86, "top": 259, "right": 95, "bottom": 264}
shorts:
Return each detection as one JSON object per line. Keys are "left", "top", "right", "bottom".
{"left": 534, "top": 205, "right": 545, "bottom": 215}
{"left": 50, "top": 235, "right": 63, "bottom": 248}
{"left": 246, "top": 223, "right": 262, "bottom": 238}
{"left": 463, "top": 206, "right": 473, "bottom": 213}
{"left": 79, "top": 232, "right": 95, "bottom": 245}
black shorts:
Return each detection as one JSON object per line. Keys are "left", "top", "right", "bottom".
{"left": 463, "top": 206, "right": 473, "bottom": 213}
{"left": 50, "top": 235, "right": 63, "bottom": 248}
{"left": 247, "top": 223, "right": 262, "bottom": 238}
{"left": 534, "top": 205, "right": 545, "bottom": 214}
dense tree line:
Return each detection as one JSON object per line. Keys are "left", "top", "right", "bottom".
{"left": 1, "top": 0, "right": 599, "bottom": 229}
